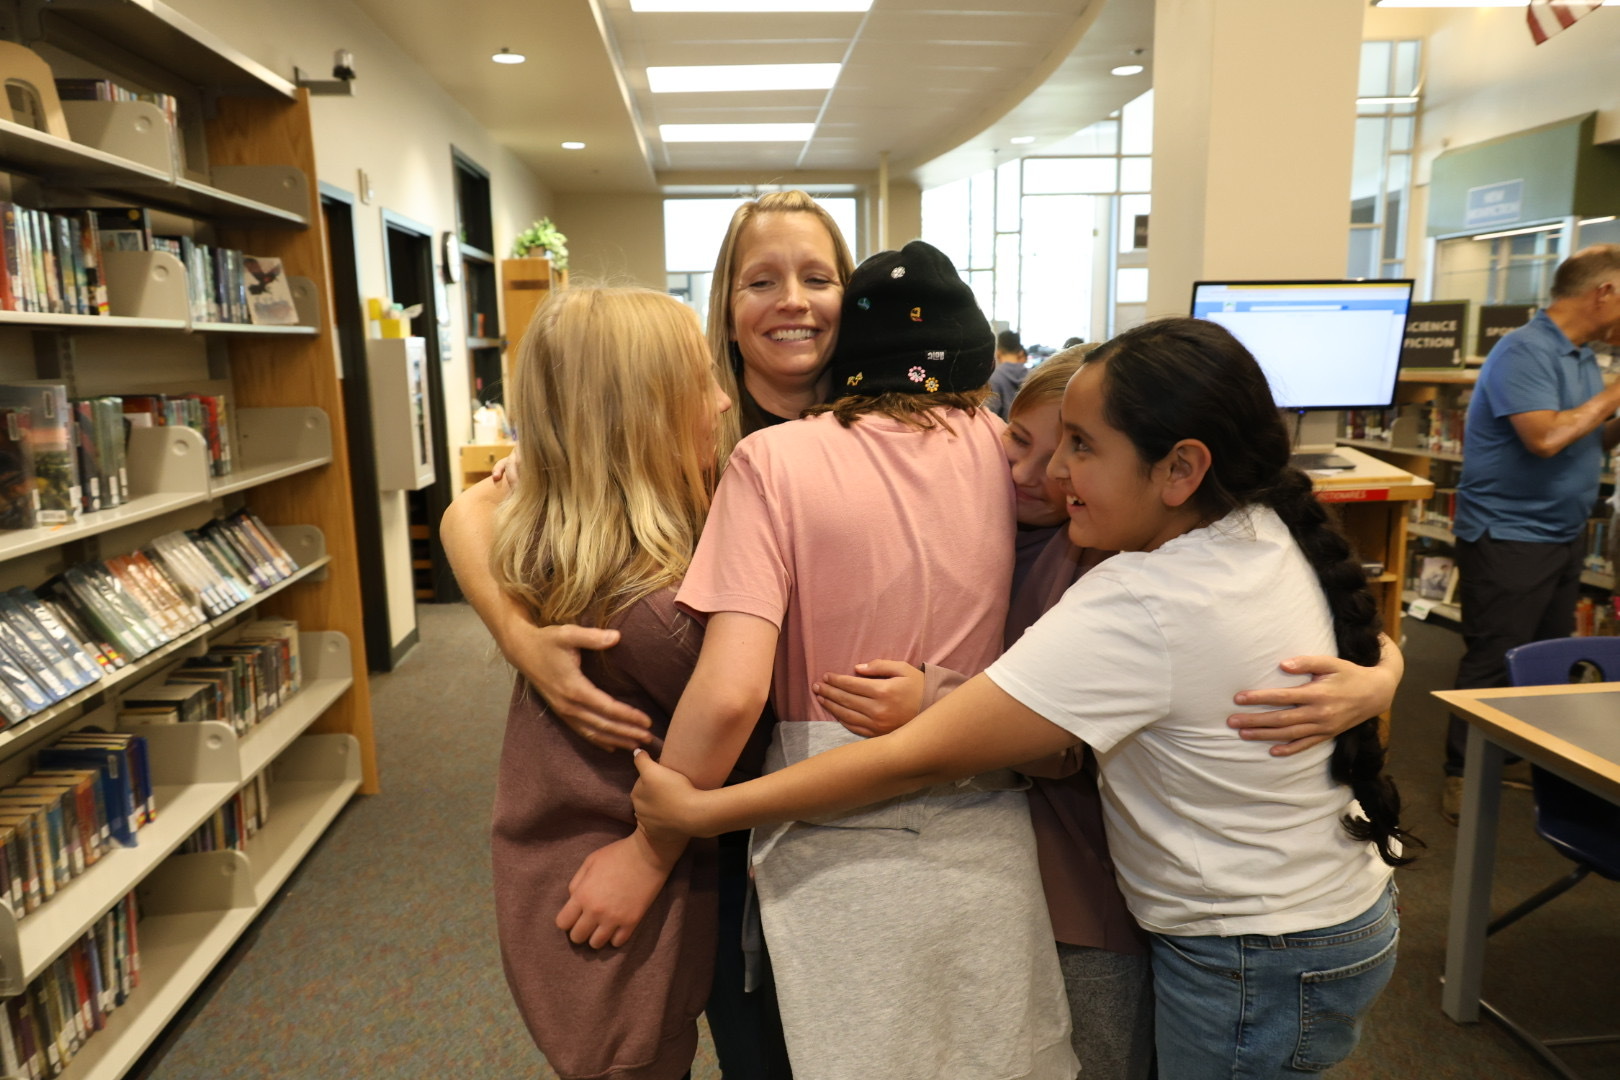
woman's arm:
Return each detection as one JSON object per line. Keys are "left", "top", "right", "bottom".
{"left": 1226, "top": 632, "right": 1404, "bottom": 755}
{"left": 439, "top": 477, "right": 654, "bottom": 749}
{"left": 557, "top": 611, "right": 778, "bottom": 948}
{"left": 634, "top": 673, "right": 1075, "bottom": 839}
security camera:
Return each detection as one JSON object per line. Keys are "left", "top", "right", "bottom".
{"left": 333, "top": 49, "right": 355, "bottom": 81}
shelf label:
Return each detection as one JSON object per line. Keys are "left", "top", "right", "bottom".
{"left": 1407, "top": 598, "right": 1435, "bottom": 621}
{"left": 1316, "top": 488, "right": 1390, "bottom": 503}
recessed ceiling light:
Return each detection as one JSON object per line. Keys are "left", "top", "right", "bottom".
{"left": 648, "top": 63, "right": 841, "bottom": 93}
{"left": 561, "top": 141, "right": 586, "bottom": 150}
{"left": 492, "top": 48, "right": 526, "bottom": 64}
{"left": 1111, "top": 64, "right": 1144, "bottom": 76}
{"left": 631, "top": 0, "right": 872, "bottom": 10}
{"left": 660, "top": 123, "right": 817, "bottom": 142}
{"left": 1010, "top": 136, "right": 1036, "bottom": 145}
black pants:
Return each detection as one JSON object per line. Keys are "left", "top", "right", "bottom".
{"left": 705, "top": 830, "right": 792, "bottom": 1079}
{"left": 1445, "top": 533, "right": 1583, "bottom": 775}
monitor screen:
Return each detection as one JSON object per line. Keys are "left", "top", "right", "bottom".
{"left": 1189, "top": 280, "right": 1415, "bottom": 411}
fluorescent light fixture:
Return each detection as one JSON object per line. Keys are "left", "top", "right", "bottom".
{"left": 1111, "top": 64, "right": 1145, "bottom": 76}
{"left": 1579, "top": 216, "right": 1617, "bottom": 226}
{"left": 631, "top": 0, "right": 872, "bottom": 10}
{"left": 561, "top": 141, "right": 586, "bottom": 150}
{"left": 1472, "top": 223, "right": 1563, "bottom": 241}
{"left": 1010, "top": 136, "right": 1036, "bottom": 145}
{"left": 661, "top": 123, "right": 817, "bottom": 142}
{"left": 492, "top": 47, "right": 526, "bottom": 64}
{"left": 1357, "top": 96, "right": 1420, "bottom": 105}
{"left": 1375, "top": 0, "right": 1610, "bottom": 6}
{"left": 648, "top": 63, "right": 841, "bottom": 93}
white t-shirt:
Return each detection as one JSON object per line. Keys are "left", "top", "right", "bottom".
{"left": 986, "top": 505, "right": 1391, "bottom": 937}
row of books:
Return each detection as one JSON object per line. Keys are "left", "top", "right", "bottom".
{"left": 0, "top": 732, "right": 154, "bottom": 918}
{"left": 1582, "top": 516, "right": 1612, "bottom": 575}
{"left": 0, "top": 199, "right": 299, "bottom": 327}
{"left": 0, "top": 509, "right": 301, "bottom": 727}
{"left": 0, "top": 895, "right": 140, "bottom": 1079}
{"left": 1573, "top": 596, "right": 1619, "bottom": 638}
{"left": 1410, "top": 553, "right": 1459, "bottom": 605}
{"left": 0, "top": 205, "right": 110, "bottom": 318}
{"left": 1408, "top": 488, "right": 1458, "bottom": 532}
{"left": 94, "top": 207, "right": 298, "bottom": 327}
{"left": 1341, "top": 408, "right": 1394, "bottom": 444}
{"left": 180, "top": 769, "right": 271, "bottom": 856}
{"left": 126, "top": 392, "right": 234, "bottom": 479}
{"left": 119, "top": 617, "right": 302, "bottom": 737}
{"left": 1407, "top": 402, "right": 1466, "bottom": 457}
{"left": 0, "top": 384, "right": 236, "bottom": 531}
{"left": 55, "top": 77, "right": 179, "bottom": 134}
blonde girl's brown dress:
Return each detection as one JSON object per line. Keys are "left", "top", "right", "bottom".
{"left": 491, "top": 591, "right": 718, "bottom": 1080}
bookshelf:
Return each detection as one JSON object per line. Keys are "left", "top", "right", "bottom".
{"left": 0, "top": 1, "right": 376, "bottom": 1075}
{"left": 1341, "top": 368, "right": 1618, "bottom": 634}
{"left": 1309, "top": 448, "right": 1435, "bottom": 651}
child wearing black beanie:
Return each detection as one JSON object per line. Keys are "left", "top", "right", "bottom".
{"left": 642, "top": 239, "right": 1077, "bottom": 1079}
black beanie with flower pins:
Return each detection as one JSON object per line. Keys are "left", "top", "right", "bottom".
{"left": 826, "top": 240, "right": 995, "bottom": 397}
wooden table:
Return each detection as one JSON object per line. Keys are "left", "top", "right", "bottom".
{"left": 1430, "top": 682, "right": 1620, "bottom": 1024}
{"left": 1310, "top": 446, "right": 1434, "bottom": 655}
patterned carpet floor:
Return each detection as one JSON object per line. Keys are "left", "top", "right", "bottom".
{"left": 132, "top": 606, "right": 1617, "bottom": 1079}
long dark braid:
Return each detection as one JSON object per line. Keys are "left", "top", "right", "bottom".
{"left": 1090, "top": 317, "right": 1419, "bottom": 867}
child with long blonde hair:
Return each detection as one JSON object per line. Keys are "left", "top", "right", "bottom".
{"left": 484, "top": 285, "right": 733, "bottom": 1080}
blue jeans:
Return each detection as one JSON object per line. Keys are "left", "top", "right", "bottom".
{"left": 1149, "top": 882, "right": 1398, "bottom": 1078}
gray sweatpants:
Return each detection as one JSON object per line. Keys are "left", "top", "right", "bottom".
{"left": 1057, "top": 943, "right": 1155, "bottom": 1080}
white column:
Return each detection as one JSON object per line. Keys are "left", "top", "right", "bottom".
{"left": 1146, "top": 0, "right": 1365, "bottom": 319}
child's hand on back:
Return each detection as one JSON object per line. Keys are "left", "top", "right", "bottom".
{"left": 813, "top": 660, "right": 925, "bottom": 737}
{"left": 556, "top": 829, "right": 673, "bottom": 949}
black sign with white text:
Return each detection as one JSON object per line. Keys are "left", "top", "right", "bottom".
{"left": 1400, "top": 301, "right": 1468, "bottom": 367}
{"left": 1476, "top": 305, "right": 1537, "bottom": 359}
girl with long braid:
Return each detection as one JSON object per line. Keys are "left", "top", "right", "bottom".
{"left": 632, "top": 316, "right": 1418, "bottom": 1079}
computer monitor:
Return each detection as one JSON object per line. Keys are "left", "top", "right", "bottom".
{"left": 1189, "top": 279, "right": 1415, "bottom": 411}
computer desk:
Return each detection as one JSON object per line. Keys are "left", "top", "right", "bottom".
{"left": 1429, "top": 682, "right": 1620, "bottom": 1023}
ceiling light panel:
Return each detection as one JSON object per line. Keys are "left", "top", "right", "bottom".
{"left": 660, "top": 122, "right": 817, "bottom": 141}
{"left": 647, "top": 63, "right": 842, "bottom": 93}
{"left": 630, "top": 0, "right": 872, "bottom": 10}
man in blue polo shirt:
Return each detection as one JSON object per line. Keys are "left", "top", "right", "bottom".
{"left": 1444, "top": 244, "right": 1620, "bottom": 822}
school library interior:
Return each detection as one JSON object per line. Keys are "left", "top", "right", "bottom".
{"left": 0, "top": 0, "right": 1612, "bottom": 1078}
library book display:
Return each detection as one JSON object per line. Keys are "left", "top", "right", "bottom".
{"left": 0, "top": 2, "right": 376, "bottom": 1077}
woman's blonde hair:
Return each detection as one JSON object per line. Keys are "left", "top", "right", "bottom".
{"left": 704, "top": 191, "right": 856, "bottom": 444}
{"left": 491, "top": 285, "right": 720, "bottom": 627}
{"left": 1007, "top": 342, "right": 1100, "bottom": 417}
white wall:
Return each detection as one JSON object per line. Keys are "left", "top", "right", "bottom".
{"left": 1415, "top": 7, "right": 1620, "bottom": 178}
{"left": 166, "top": 0, "right": 553, "bottom": 446}
{"left": 165, "top": 0, "right": 554, "bottom": 657}
{"left": 1364, "top": 6, "right": 1620, "bottom": 299}
{"left": 1147, "top": 0, "right": 1364, "bottom": 318}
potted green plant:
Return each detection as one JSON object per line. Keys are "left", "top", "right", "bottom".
{"left": 511, "top": 217, "right": 569, "bottom": 270}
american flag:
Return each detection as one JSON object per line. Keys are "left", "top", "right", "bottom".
{"left": 1526, "top": 0, "right": 1602, "bottom": 45}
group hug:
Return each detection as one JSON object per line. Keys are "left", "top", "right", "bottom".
{"left": 439, "top": 191, "right": 1417, "bottom": 1080}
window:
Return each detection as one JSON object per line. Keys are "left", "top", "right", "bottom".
{"left": 920, "top": 89, "right": 1155, "bottom": 349}
{"left": 1349, "top": 40, "right": 1420, "bottom": 280}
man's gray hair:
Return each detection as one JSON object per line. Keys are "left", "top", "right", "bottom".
{"left": 1550, "top": 243, "right": 1620, "bottom": 300}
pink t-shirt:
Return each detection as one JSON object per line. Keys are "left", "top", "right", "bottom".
{"left": 678, "top": 409, "right": 1015, "bottom": 724}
